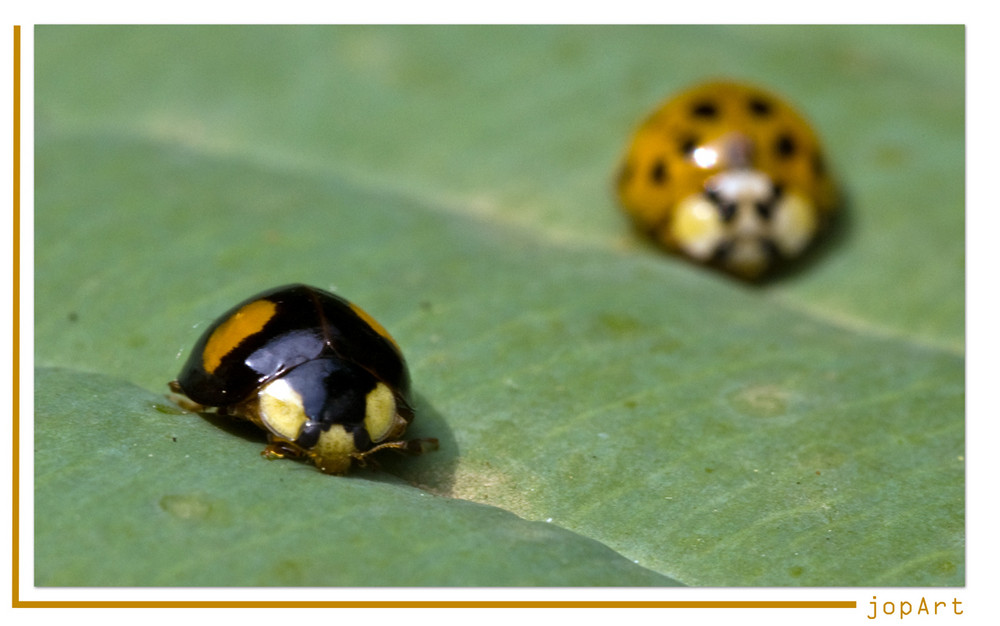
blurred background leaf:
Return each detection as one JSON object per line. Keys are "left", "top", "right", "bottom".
{"left": 33, "top": 25, "right": 963, "bottom": 586}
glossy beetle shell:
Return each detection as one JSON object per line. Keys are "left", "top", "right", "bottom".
{"left": 616, "top": 80, "right": 838, "bottom": 279}
{"left": 170, "top": 284, "right": 435, "bottom": 474}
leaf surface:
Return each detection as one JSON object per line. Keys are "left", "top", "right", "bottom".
{"left": 33, "top": 25, "right": 964, "bottom": 586}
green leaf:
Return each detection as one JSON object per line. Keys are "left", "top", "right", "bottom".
{"left": 33, "top": 25, "right": 963, "bottom": 586}
{"left": 34, "top": 368, "right": 676, "bottom": 586}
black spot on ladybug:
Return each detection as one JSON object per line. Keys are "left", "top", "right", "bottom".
{"left": 705, "top": 189, "right": 736, "bottom": 222}
{"left": 748, "top": 97, "right": 773, "bottom": 117}
{"left": 679, "top": 135, "right": 699, "bottom": 156}
{"left": 719, "top": 203, "right": 737, "bottom": 222}
{"left": 650, "top": 159, "right": 668, "bottom": 185}
{"left": 690, "top": 100, "right": 718, "bottom": 119}
{"left": 775, "top": 133, "right": 797, "bottom": 159}
{"left": 756, "top": 201, "right": 775, "bottom": 220}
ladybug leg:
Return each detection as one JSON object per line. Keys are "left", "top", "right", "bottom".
{"left": 166, "top": 381, "right": 208, "bottom": 413}
{"left": 261, "top": 438, "right": 307, "bottom": 462}
{"left": 402, "top": 438, "right": 441, "bottom": 456}
{"left": 351, "top": 437, "right": 440, "bottom": 467}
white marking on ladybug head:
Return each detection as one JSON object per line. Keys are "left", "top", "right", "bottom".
{"left": 669, "top": 170, "right": 819, "bottom": 278}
